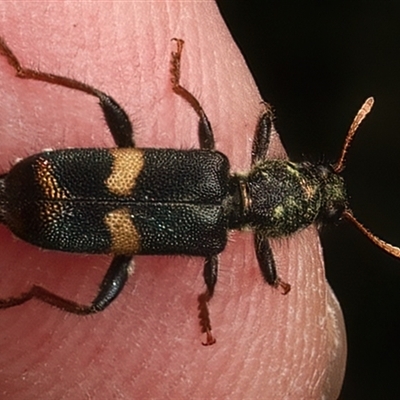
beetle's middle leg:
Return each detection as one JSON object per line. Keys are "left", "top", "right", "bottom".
{"left": 170, "top": 39, "right": 215, "bottom": 151}
{"left": 0, "top": 37, "right": 133, "bottom": 148}
{"left": 198, "top": 255, "right": 218, "bottom": 346}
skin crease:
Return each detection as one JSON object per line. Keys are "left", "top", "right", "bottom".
{"left": 0, "top": 2, "right": 346, "bottom": 399}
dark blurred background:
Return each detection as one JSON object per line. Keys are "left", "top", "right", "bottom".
{"left": 216, "top": 1, "right": 400, "bottom": 399}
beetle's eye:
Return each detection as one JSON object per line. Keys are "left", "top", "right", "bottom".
{"left": 320, "top": 202, "right": 346, "bottom": 223}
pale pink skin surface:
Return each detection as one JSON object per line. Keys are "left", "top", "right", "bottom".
{"left": 0, "top": 2, "right": 346, "bottom": 399}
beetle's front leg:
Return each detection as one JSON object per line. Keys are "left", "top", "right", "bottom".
{"left": 251, "top": 102, "right": 274, "bottom": 166}
{"left": 254, "top": 231, "right": 291, "bottom": 295}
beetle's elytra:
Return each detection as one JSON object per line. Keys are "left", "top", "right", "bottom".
{"left": 5, "top": 148, "right": 229, "bottom": 257}
{"left": 0, "top": 38, "right": 399, "bottom": 345}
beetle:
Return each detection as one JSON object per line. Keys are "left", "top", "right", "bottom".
{"left": 0, "top": 37, "right": 399, "bottom": 346}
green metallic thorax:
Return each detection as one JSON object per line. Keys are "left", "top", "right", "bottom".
{"left": 230, "top": 160, "right": 347, "bottom": 237}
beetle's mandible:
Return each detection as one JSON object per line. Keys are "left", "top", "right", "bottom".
{"left": 0, "top": 37, "right": 399, "bottom": 346}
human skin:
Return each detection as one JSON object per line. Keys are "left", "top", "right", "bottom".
{"left": 0, "top": 1, "right": 346, "bottom": 399}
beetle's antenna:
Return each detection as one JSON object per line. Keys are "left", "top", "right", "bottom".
{"left": 339, "top": 98, "right": 400, "bottom": 259}
{"left": 335, "top": 97, "right": 374, "bottom": 173}
{"left": 344, "top": 211, "right": 400, "bottom": 258}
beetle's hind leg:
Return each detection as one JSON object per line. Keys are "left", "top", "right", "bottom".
{"left": 0, "top": 37, "right": 134, "bottom": 148}
{"left": 170, "top": 39, "right": 215, "bottom": 151}
{"left": 0, "top": 255, "right": 132, "bottom": 314}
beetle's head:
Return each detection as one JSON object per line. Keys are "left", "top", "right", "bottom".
{"left": 316, "top": 164, "right": 347, "bottom": 225}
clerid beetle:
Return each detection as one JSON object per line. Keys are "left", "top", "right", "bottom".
{"left": 0, "top": 38, "right": 399, "bottom": 346}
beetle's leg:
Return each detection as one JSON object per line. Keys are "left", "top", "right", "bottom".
{"left": 0, "top": 37, "right": 133, "bottom": 148}
{"left": 197, "top": 255, "right": 218, "bottom": 345}
{"left": 254, "top": 231, "right": 291, "bottom": 294}
{"left": 251, "top": 102, "right": 274, "bottom": 166}
{"left": 0, "top": 255, "right": 132, "bottom": 313}
{"left": 170, "top": 38, "right": 215, "bottom": 150}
